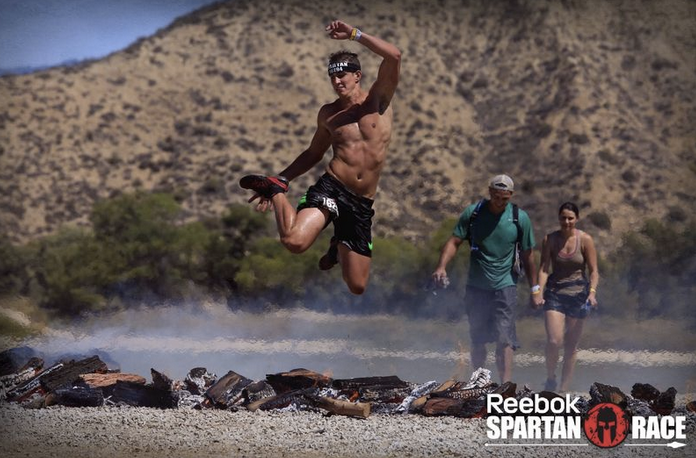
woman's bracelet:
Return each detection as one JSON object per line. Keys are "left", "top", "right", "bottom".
{"left": 590, "top": 287, "right": 597, "bottom": 293}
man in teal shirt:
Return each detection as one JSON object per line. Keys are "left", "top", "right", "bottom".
{"left": 432, "top": 174, "right": 542, "bottom": 383}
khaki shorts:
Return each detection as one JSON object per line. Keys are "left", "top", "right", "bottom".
{"left": 465, "top": 285, "right": 519, "bottom": 350}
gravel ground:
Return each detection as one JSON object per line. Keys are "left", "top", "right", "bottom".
{"left": 1, "top": 403, "right": 694, "bottom": 458}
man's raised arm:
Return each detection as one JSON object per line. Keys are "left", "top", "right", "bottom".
{"left": 325, "top": 20, "right": 401, "bottom": 109}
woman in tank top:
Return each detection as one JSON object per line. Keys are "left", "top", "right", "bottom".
{"left": 535, "top": 202, "right": 599, "bottom": 392}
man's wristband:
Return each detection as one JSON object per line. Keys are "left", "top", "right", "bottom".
{"left": 350, "top": 28, "right": 362, "bottom": 41}
{"left": 531, "top": 285, "right": 541, "bottom": 295}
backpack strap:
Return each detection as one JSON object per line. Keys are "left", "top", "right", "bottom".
{"left": 512, "top": 204, "right": 522, "bottom": 246}
{"left": 466, "top": 199, "right": 486, "bottom": 250}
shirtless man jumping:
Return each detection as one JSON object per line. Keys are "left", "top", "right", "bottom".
{"left": 239, "top": 20, "right": 401, "bottom": 295}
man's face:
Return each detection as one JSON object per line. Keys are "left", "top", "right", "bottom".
{"left": 330, "top": 70, "right": 360, "bottom": 96}
{"left": 488, "top": 187, "right": 513, "bottom": 207}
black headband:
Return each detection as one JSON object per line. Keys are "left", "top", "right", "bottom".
{"left": 328, "top": 61, "right": 361, "bottom": 76}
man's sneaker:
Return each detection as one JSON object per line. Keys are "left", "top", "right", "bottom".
{"left": 319, "top": 237, "right": 339, "bottom": 270}
{"left": 239, "top": 175, "right": 289, "bottom": 199}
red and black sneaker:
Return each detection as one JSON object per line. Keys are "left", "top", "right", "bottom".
{"left": 318, "top": 237, "right": 339, "bottom": 271}
{"left": 239, "top": 175, "right": 289, "bottom": 199}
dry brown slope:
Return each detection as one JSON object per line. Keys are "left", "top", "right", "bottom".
{"left": 0, "top": 0, "right": 694, "bottom": 251}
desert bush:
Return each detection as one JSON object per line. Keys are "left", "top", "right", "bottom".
{"left": 587, "top": 211, "right": 612, "bottom": 230}
{"left": 0, "top": 236, "right": 30, "bottom": 295}
{"left": 202, "top": 204, "right": 273, "bottom": 292}
{"left": 608, "top": 218, "right": 696, "bottom": 323}
{"left": 29, "top": 228, "right": 111, "bottom": 315}
{"left": 89, "top": 192, "right": 208, "bottom": 299}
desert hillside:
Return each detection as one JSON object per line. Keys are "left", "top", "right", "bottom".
{"left": 1, "top": 0, "right": 694, "bottom": 251}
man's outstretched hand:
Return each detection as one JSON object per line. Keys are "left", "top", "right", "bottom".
{"left": 325, "top": 20, "right": 354, "bottom": 40}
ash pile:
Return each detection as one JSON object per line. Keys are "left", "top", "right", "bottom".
{"left": 1, "top": 346, "right": 694, "bottom": 424}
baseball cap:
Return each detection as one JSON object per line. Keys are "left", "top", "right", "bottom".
{"left": 489, "top": 174, "right": 514, "bottom": 192}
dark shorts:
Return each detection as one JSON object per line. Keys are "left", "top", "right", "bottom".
{"left": 543, "top": 283, "right": 590, "bottom": 319}
{"left": 296, "top": 173, "right": 375, "bottom": 257}
{"left": 464, "top": 285, "right": 519, "bottom": 350}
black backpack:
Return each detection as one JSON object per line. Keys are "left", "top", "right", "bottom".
{"left": 466, "top": 199, "right": 525, "bottom": 280}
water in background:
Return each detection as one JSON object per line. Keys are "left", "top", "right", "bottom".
{"left": 13, "top": 302, "right": 696, "bottom": 394}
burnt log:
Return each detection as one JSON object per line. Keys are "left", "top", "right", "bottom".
{"left": 151, "top": 368, "right": 174, "bottom": 391}
{"left": 39, "top": 356, "right": 108, "bottom": 392}
{"left": 431, "top": 384, "right": 493, "bottom": 401}
{"left": 243, "top": 380, "right": 276, "bottom": 405}
{"left": 110, "top": 380, "right": 176, "bottom": 408}
{"left": 185, "top": 367, "right": 217, "bottom": 395}
{"left": 411, "top": 380, "right": 458, "bottom": 412}
{"left": 589, "top": 382, "right": 628, "bottom": 409}
{"left": 45, "top": 385, "right": 104, "bottom": 407}
{"left": 332, "top": 375, "right": 409, "bottom": 391}
{"left": 266, "top": 368, "right": 332, "bottom": 394}
{"left": 304, "top": 393, "right": 371, "bottom": 418}
{"left": 422, "top": 397, "right": 487, "bottom": 418}
{"left": 333, "top": 375, "right": 411, "bottom": 404}
{"left": 6, "top": 363, "right": 65, "bottom": 402}
{"left": 1, "top": 359, "right": 44, "bottom": 401}
{"left": 395, "top": 380, "right": 441, "bottom": 414}
{"left": 80, "top": 373, "right": 146, "bottom": 397}
{"left": 204, "top": 370, "right": 252, "bottom": 409}
{"left": 247, "top": 388, "right": 314, "bottom": 412}
{"left": 651, "top": 387, "right": 677, "bottom": 415}
{"left": 632, "top": 383, "right": 661, "bottom": 402}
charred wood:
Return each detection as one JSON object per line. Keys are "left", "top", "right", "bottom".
{"left": 411, "top": 380, "right": 458, "bottom": 412}
{"left": 652, "top": 387, "right": 677, "bottom": 415}
{"left": 332, "top": 375, "right": 408, "bottom": 391}
{"left": 395, "top": 380, "right": 440, "bottom": 414}
{"left": 266, "top": 368, "right": 332, "bottom": 394}
{"left": 110, "top": 380, "right": 176, "bottom": 408}
{"left": 45, "top": 385, "right": 104, "bottom": 407}
{"left": 431, "top": 385, "right": 493, "bottom": 401}
{"left": 1, "top": 361, "right": 44, "bottom": 402}
{"left": 81, "top": 373, "right": 147, "bottom": 397}
{"left": 151, "top": 368, "right": 174, "bottom": 391}
{"left": 332, "top": 375, "right": 411, "bottom": 405}
{"left": 39, "top": 356, "right": 108, "bottom": 392}
{"left": 422, "top": 397, "right": 486, "bottom": 418}
{"left": 355, "top": 386, "right": 413, "bottom": 404}
{"left": 204, "top": 370, "right": 252, "bottom": 409}
{"left": 631, "top": 383, "right": 661, "bottom": 402}
{"left": 247, "top": 388, "right": 315, "bottom": 412}
{"left": 589, "top": 382, "right": 628, "bottom": 409}
{"left": 243, "top": 380, "right": 276, "bottom": 405}
{"left": 185, "top": 367, "right": 217, "bottom": 395}
{"left": 6, "top": 363, "right": 64, "bottom": 402}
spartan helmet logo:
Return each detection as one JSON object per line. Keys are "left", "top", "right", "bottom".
{"left": 596, "top": 406, "right": 617, "bottom": 444}
{"left": 583, "top": 402, "right": 629, "bottom": 448}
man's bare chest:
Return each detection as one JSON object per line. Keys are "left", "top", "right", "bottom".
{"left": 327, "top": 107, "right": 390, "bottom": 141}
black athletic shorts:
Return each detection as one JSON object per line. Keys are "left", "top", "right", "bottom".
{"left": 297, "top": 173, "right": 374, "bottom": 257}
{"left": 543, "top": 280, "right": 591, "bottom": 319}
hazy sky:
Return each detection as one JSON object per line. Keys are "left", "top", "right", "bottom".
{"left": 0, "top": 0, "right": 222, "bottom": 71}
